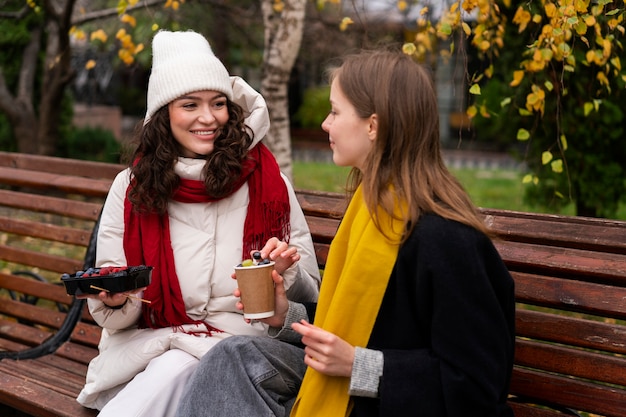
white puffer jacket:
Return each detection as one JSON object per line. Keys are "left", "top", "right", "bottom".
{"left": 77, "top": 77, "right": 320, "bottom": 409}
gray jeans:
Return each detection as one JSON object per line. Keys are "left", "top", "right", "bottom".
{"left": 175, "top": 335, "right": 306, "bottom": 417}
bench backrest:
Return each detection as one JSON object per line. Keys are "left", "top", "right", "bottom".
{"left": 0, "top": 152, "right": 119, "bottom": 361}
{"left": 2, "top": 152, "right": 626, "bottom": 417}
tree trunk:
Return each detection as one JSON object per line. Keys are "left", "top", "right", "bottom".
{"left": 0, "top": 1, "right": 76, "bottom": 156}
{"left": 0, "top": 26, "right": 41, "bottom": 154}
{"left": 37, "top": 0, "right": 77, "bottom": 156}
{"left": 260, "top": 0, "right": 306, "bottom": 183}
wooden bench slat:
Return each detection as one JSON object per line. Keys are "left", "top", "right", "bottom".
{"left": 508, "top": 402, "right": 572, "bottom": 417}
{"left": 295, "top": 188, "right": 347, "bottom": 218}
{"left": 0, "top": 339, "right": 90, "bottom": 378}
{"left": 511, "top": 366, "right": 626, "bottom": 417}
{"left": 0, "top": 215, "right": 93, "bottom": 246}
{"left": 0, "top": 151, "right": 122, "bottom": 180}
{"left": 0, "top": 189, "right": 103, "bottom": 221}
{"left": 484, "top": 209, "right": 626, "bottom": 254}
{"left": 0, "top": 300, "right": 71, "bottom": 333}
{"left": 516, "top": 309, "right": 626, "bottom": 354}
{"left": 0, "top": 372, "right": 97, "bottom": 417}
{"left": 0, "top": 324, "right": 98, "bottom": 366}
{"left": 497, "top": 240, "right": 626, "bottom": 283}
{"left": 303, "top": 215, "right": 340, "bottom": 243}
{"left": 0, "top": 359, "right": 86, "bottom": 394}
{"left": 514, "top": 272, "right": 626, "bottom": 319}
{"left": 515, "top": 338, "right": 626, "bottom": 386}
{"left": 0, "top": 245, "right": 83, "bottom": 274}
{"left": 0, "top": 166, "right": 112, "bottom": 197}
{"left": 0, "top": 273, "right": 70, "bottom": 304}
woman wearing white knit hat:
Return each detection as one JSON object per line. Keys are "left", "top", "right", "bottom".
{"left": 75, "top": 30, "right": 320, "bottom": 417}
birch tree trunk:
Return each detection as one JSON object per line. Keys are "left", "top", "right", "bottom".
{"left": 260, "top": 0, "right": 306, "bottom": 183}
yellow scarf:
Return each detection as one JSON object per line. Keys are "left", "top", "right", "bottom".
{"left": 291, "top": 186, "right": 405, "bottom": 417}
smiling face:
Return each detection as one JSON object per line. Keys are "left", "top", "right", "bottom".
{"left": 321, "top": 78, "right": 376, "bottom": 171}
{"left": 168, "top": 90, "right": 230, "bottom": 158}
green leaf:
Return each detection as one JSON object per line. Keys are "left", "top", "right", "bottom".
{"left": 544, "top": 81, "right": 554, "bottom": 92}
{"left": 517, "top": 128, "right": 530, "bottom": 141}
{"left": 500, "top": 97, "right": 511, "bottom": 108}
{"left": 584, "top": 102, "right": 594, "bottom": 116}
{"left": 519, "top": 109, "right": 532, "bottom": 116}
{"left": 439, "top": 23, "right": 452, "bottom": 36}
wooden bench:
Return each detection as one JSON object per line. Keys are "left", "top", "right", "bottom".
{"left": 2, "top": 151, "right": 626, "bottom": 417}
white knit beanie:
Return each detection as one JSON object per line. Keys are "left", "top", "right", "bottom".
{"left": 144, "top": 30, "right": 234, "bottom": 124}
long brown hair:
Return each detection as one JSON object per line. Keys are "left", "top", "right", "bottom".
{"left": 330, "top": 49, "right": 490, "bottom": 239}
{"left": 127, "top": 99, "right": 253, "bottom": 214}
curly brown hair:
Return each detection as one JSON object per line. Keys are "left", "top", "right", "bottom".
{"left": 127, "top": 99, "right": 253, "bottom": 214}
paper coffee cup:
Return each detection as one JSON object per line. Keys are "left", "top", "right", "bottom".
{"left": 234, "top": 261, "right": 275, "bottom": 319}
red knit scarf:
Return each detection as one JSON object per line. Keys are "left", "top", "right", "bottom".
{"left": 123, "top": 143, "right": 290, "bottom": 330}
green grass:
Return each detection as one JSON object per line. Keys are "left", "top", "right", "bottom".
{"left": 292, "top": 161, "right": 626, "bottom": 220}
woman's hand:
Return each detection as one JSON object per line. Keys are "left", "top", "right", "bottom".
{"left": 233, "top": 269, "right": 290, "bottom": 328}
{"left": 75, "top": 287, "right": 146, "bottom": 308}
{"left": 291, "top": 320, "right": 355, "bottom": 377}
{"left": 257, "top": 237, "right": 300, "bottom": 275}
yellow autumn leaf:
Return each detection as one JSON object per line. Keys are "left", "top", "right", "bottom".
{"left": 517, "top": 128, "right": 530, "bottom": 141}
{"left": 152, "top": 23, "right": 159, "bottom": 31}
{"left": 560, "top": 134, "right": 568, "bottom": 151}
{"left": 397, "top": 0, "right": 408, "bottom": 12}
{"left": 545, "top": 3, "right": 557, "bottom": 18}
{"left": 585, "top": 15, "right": 596, "bottom": 26}
{"left": 510, "top": 70, "right": 524, "bottom": 87}
{"left": 522, "top": 174, "right": 534, "bottom": 184}
{"left": 500, "top": 97, "right": 511, "bottom": 108}
{"left": 593, "top": 99, "right": 602, "bottom": 111}
{"left": 583, "top": 102, "right": 594, "bottom": 116}
{"left": 85, "top": 60, "right": 96, "bottom": 70}
{"left": 469, "top": 84, "right": 481, "bottom": 95}
{"left": 611, "top": 56, "right": 622, "bottom": 71}
{"left": 466, "top": 105, "right": 478, "bottom": 118}
{"left": 479, "top": 104, "right": 490, "bottom": 118}
{"left": 462, "top": 22, "right": 472, "bottom": 36}
{"left": 542, "top": 151, "right": 553, "bottom": 165}
{"left": 484, "top": 64, "right": 493, "bottom": 78}
{"left": 120, "top": 14, "right": 136, "bottom": 27}
{"left": 90, "top": 29, "right": 108, "bottom": 43}
{"left": 513, "top": 7, "right": 531, "bottom": 32}
{"left": 339, "top": 17, "right": 354, "bottom": 31}
{"left": 402, "top": 43, "right": 417, "bottom": 55}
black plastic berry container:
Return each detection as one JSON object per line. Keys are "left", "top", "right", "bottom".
{"left": 61, "top": 265, "right": 153, "bottom": 296}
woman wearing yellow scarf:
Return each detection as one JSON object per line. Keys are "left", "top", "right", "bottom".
{"left": 176, "top": 50, "right": 515, "bottom": 417}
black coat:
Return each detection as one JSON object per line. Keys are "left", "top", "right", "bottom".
{"left": 351, "top": 214, "right": 515, "bottom": 417}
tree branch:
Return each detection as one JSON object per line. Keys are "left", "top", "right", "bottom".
{"left": 71, "top": 0, "right": 164, "bottom": 26}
